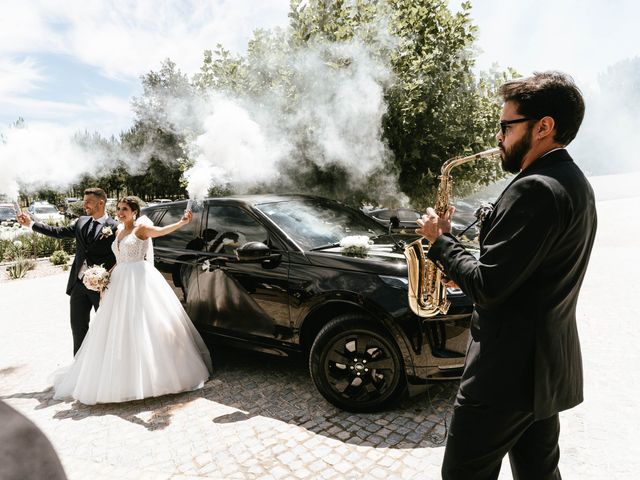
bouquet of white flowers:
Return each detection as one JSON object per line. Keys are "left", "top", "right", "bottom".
{"left": 82, "top": 265, "right": 110, "bottom": 292}
{"left": 339, "top": 235, "right": 372, "bottom": 258}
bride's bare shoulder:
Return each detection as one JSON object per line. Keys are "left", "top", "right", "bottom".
{"left": 133, "top": 225, "right": 149, "bottom": 241}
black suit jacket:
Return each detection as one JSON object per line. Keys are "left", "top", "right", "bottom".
{"left": 427, "top": 149, "right": 597, "bottom": 419}
{"left": 33, "top": 216, "right": 118, "bottom": 295}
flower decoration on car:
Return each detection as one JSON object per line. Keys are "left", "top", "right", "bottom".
{"left": 100, "top": 226, "right": 114, "bottom": 239}
{"left": 339, "top": 235, "right": 372, "bottom": 258}
{"left": 474, "top": 202, "right": 494, "bottom": 228}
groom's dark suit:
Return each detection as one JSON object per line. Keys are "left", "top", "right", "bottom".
{"left": 33, "top": 215, "right": 118, "bottom": 354}
{"left": 427, "top": 149, "right": 597, "bottom": 476}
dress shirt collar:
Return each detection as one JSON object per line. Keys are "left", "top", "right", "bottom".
{"left": 91, "top": 214, "right": 109, "bottom": 225}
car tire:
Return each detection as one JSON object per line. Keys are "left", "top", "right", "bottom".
{"left": 309, "top": 314, "right": 405, "bottom": 412}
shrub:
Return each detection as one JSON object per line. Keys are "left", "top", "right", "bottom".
{"left": 2, "top": 239, "right": 27, "bottom": 262}
{"left": 50, "top": 250, "right": 70, "bottom": 266}
{"left": 6, "top": 256, "right": 36, "bottom": 279}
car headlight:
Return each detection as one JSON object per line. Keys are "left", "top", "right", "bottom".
{"left": 378, "top": 275, "right": 408, "bottom": 289}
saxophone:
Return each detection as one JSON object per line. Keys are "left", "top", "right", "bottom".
{"left": 404, "top": 147, "right": 500, "bottom": 318}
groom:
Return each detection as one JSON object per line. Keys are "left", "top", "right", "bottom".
{"left": 17, "top": 188, "right": 118, "bottom": 355}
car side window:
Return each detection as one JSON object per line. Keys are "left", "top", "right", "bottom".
{"left": 203, "top": 206, "right": 268, "bottom": 255}
{"left": 153, "top": 206, "right": 196, "bottom": 249}
{"left": 144, "top": 208, "right": 166, "bottom": 226}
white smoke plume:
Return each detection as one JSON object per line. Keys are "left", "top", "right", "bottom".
{"left": 0, "top": 121, "right": 148, "bottom": 201}
{"left": 183, "top": 95, "right": 289, "bottom": 199}
{"left": 0, "top": 123, "right": 100, "bottom": 200}
{"left": 180, "top": 37, "right": 400, "bottom": 203}
{"left": 571, "top": 57, "right": 640, "bottom": 176}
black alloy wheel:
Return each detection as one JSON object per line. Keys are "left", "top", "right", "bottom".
{"left": 309, "top": 314, "right": 405, "bottom": 412}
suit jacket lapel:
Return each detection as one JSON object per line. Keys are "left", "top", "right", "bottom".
{"left": 77, "top": 217, "right": 92, "bottom": 247}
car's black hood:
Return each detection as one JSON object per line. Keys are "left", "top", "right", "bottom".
{"left": 304, "top": 234, "right": 419, "bottom": 276}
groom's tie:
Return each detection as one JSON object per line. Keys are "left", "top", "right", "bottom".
{"left": 86, "top": 220, "right": 99, "bottom": 243}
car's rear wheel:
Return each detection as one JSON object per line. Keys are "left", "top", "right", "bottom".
{"left": 309, "top": 314, "right": 405, "bottom": 412}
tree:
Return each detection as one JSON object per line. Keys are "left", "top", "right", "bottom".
{"left": 121, "top": 59, "right": 193, "bottom": 199}
{"left": 148, "top": 1, "right": 512, "bottom": 206}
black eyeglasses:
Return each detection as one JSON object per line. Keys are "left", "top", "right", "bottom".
{"left": 499, "top": 117, "right": 536, "bottom": 135}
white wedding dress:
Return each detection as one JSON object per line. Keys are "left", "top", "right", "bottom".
{"left": 53, "top": 224, "right": 212, "bottom": 405}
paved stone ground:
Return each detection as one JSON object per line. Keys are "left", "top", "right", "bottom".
{"left": 1, "top": 177, "right": 639, "bottom": 479}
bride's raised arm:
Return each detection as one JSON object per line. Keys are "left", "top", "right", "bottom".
{"left": 136, "top": 210, "right": 192, "bottom": 240}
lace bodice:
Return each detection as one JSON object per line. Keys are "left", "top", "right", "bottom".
{"left": 112, "top": 232, "right": 150, "bottom": 263}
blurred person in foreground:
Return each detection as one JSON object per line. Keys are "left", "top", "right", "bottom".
{"left": 0, "top": 400, "right": 67, "bottom": 479}
{"left": 416, "top": 71, "right": 597, "bottom": 479}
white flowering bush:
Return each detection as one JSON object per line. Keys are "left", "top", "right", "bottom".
{"left": 0, "top": 224, "right": 29, "bottom": 242}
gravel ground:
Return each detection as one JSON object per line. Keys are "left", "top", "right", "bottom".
{"left": 0, "top": 257, "right": 72, "bottom": 283}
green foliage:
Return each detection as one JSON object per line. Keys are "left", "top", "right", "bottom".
{"left": 2, "top": 230, "right": 75, "bottom": 261}
{"left": 380, "top": 1, "right": 509, "bottom": 207}
{"left": 0, "top": 240, "right": 9, "bottom": 262}
{"left": 49, "top": 249, "right": 70, "bottom": 266}
{"left": 2, "top": 239, "right": 26, "bottom": 261}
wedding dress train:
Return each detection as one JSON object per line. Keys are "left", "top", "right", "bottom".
{"left": 53, "top": 226, "right": 212, "bottom": 405}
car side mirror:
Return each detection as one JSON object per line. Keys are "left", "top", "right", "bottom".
{"left": 236, "top": 241, "right": 271, "bottom": 263}
{"left": 389, "top": 216, "right": 400, "bottom": 228}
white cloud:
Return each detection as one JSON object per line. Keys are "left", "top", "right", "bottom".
{"left": 86, "top": 95, "right": 131, "bottom": 117}
{"left": 0, "top": 1, "right": 64, "bottom": 54}
{"left": 0, "top": 57, "right": 45, "bottom": 96}
{"left": 0, "top": 95, "right": 132, "bottom": 136}
{"left": 1, "top": 0, "right": 290, "bottom": 80}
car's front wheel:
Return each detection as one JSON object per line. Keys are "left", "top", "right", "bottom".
{"left": 309, "top": 314, "right": 405, "bottom": 412}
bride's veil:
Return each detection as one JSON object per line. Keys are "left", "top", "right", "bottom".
{"left": 135, "top": 215, "right": 154, "bottom": 264}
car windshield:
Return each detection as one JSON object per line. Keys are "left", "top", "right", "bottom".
{"left": 0, "top": 207, "right": 16, "bottom": 216}
{"left": 34, "top": 206, "right": 57, "bottom": 214}
{"left": 255, "top": 198, "right": 387, "bottom": 250}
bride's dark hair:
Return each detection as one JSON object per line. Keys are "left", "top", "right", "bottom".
{"left": 118, "top": 196, "right": 142, "bottom": 219}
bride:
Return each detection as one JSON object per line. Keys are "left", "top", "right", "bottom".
{"left": 53, "top": 196, "right": 212, "bottom": 405}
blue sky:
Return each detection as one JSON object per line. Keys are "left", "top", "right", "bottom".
{"left": 0, "top": 0, "right": 291, "bottom": 136}
{"left": 1, "top": 0, "right": 639, "bottom": 137}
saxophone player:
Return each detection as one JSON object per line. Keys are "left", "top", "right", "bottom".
{"left": 416, "top": 72, "right": 596, "bottom": 480}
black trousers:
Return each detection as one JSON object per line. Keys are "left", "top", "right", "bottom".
{"left": 442, "top": 405, "right": 561, "bottom": 480}
{"left": 69, "top": 281, "right": 100, "bottom": 355}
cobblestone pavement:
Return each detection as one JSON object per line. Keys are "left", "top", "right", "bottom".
{"left": 1, "top": 184, "right": 639, "bottom": 479}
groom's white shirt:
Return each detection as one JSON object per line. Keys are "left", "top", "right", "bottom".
{"left": 29, "top": 213, "right": 110, "bottom": 279}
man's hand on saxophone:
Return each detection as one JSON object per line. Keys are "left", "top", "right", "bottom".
{"left": 415, "top": 205, "right": 459, "bottom": 289}
{"left": 415, "top": 205, "right": 455, "bottom": 244}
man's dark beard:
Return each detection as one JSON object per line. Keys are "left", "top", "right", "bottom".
{"left": 500, "top": 127, "right": 532, "bottom": 173}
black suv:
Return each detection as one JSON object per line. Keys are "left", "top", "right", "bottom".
{"left": 143, "top": 195, "right": 472, "bottom": 412}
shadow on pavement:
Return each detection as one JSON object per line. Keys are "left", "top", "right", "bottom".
{"left": 203, "top": 345, "right": 457, "bottom": 449}
{"left": 1, "top": 346, "right": 458, "bottom": 446}
{"left": 0, "top": 385, "right": 201, "bottom": 432}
